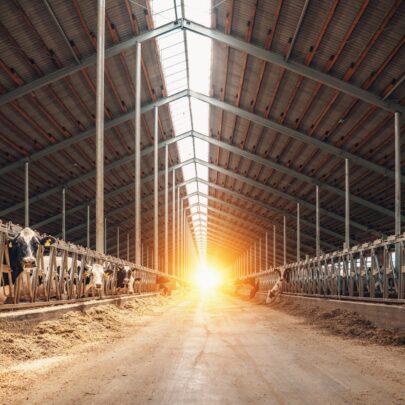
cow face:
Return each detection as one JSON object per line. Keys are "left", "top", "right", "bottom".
{"left": 85, "top": 263, "right": 105, "bottom": 289}
{"left": 8, "top": 228, "right": 56, "bottom": 283}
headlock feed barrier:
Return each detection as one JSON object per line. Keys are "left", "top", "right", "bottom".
{"left": 0, "top": 221, "right": 180, "bottom": 306}
{"left": 239, "top": 233, "right": 405, "bottom": 302}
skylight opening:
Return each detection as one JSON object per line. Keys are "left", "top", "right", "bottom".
{"left": 152, "top": 0, "right": 213, "bottom": 262}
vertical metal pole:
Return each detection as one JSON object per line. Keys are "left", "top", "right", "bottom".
{"left": 141, "top": 243, "right": 144, "bottom": 266}
{"left": 177, "top": 187, "right": 180, "bottom": 277}
{"left": 265, "top": 232, "right": 268, "bottom": 270}
{"left": 345, "top": 159, "right": 350, "bottom": 250}
{"left": 273, "top": 225, "right": 276, "bottom": 268}
{"left": 62, "top": 188, "right": 66, "bottom": 241}
{"left": 259, "top": 238, "right": 262, "bottom": 272}
{"left": 154, "top": 106, "right": 159, "bottom": 271}
{"left": 104, "top": 216, "right": 107, "bottom": 253}
{"left": 116, "top": 226, "right": 120, "bottom": 258}
{"left": 297, "top": 203, "right": 300, "bottom": 261}
{"left": 395, "top": 112, "right": 401, "bottom": 236}
{"left": 147, "top": 246, "right": 149, "bottom": 268}
{"left": 283, "top": 216, "right": 286, "bottom": 266}
{"left": 316, "top": 185, "right": 320, "bottom": 257}
{"left": 86, "top": 205, "right": 90, "bottom": 248}
{"left": 172, "top": 170, "right": 176, "bottom": 275}
{"left": 24, "top": 161, "right": 29, "bottom": 227}
{"left": 164, "top": 145, "right": 169, "bottom": 274}
{"left": 135, "top": 41, "right": 142, "bottom": 265}
{"left": 180, "top": 199, "right": 183, "bottom": 277}
{"left": 127, "top": 233, "right": 129, "bottom": 261}
{"left": 254, "top": 242, "right": 257, "bottom": 273}
{"left": 394, "top": 112, "right": 402, "bottom": 298}
{"left": 95, "top": 0, "right": 105, "bottom": 254}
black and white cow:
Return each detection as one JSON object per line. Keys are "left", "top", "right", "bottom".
{"left": 1, "top": 228, "right": 55, "bottom": 303}
{"left": 83, "top": 263, "right": 106, "bottom": 296}
{"left": 266, "top": 277, "right": 284, "bottom": 304}
{"left": 116, "top": 265, "right": 135, "bottom": 294}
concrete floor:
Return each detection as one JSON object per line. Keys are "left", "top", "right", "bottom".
{"left": 17, "top": 291, "right": 405, "bottom": 405}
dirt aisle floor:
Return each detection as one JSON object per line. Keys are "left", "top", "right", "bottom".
{"left": 2, "top": 290, "right": 405, "bottom": 405}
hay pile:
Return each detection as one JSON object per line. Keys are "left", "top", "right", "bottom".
{"left": 272, "top": 299, "right": 405, "bottom": 346}
{"left": 0, "top": 294, "right": 176, "bottom": 368}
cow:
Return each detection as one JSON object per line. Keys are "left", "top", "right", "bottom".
{"left": 116, "top": 265, "right": 135, "bottom": 294}
{"left": 266, "top": 277, "right": 284, "bottom": 304}
{"left": 83, "top": 263, "right": 106, "bottom": 297}
{"left": 234, "top": 277, "right": 259, "bottom": 298}
{"left": 1, "top": 228, "right": 55, "bottom": 303}
{"left": 157, "top": 275, "right": 173, "bottom": 295}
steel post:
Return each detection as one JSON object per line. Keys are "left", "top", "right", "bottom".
{"left": 297, "top": 203, "right": 300, "bottom": 261}
{"left": 24, "top": 161, "right": 29, "bottom": 227}
{"left": 116, "top": 226, "right": 120, "bottom": 258}
{"left": 345, "top": 159, "right": 350, "bottom": 249}
{"left": 273, "top": 225, "right": 276, "bottom": 268}
{"left": 316, "top": 185, "right": 320, "bottom": 257}
{"left": 395, "top": 112, "right": 402, "bottom": 298}
{"left": 127, "top": 233, "right": 129, "bottom": 261}
{"left": 104, "top": 216, "right": 107, "bottom": 253}
{"left": 172, "top": 169, "right": 176, "bottom": 275}
{"left": 283, "top": 216, "right": 286, "bottom": 266}
{"left": 165, "top": 144, "right": 169, "bottom": 274}
{"left": 265, "top": 231, "right": 268, "bottom": 270}
{"left": 95, "top": 0, "right": 105, "bottom": 254}
{"left": 86, "top": 205, "right": 90, "bottom": 248}
{"left": 135, "top": 41, "right": 141, "bottom": 265}
{"left": 62, "top": 187, "right": 66, "bottom": 241}
{"left": 154, "top": 106, "right": 159, "bottom": 270}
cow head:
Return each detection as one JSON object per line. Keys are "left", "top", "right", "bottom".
{"left": 84, "top": 263, "right": 105, "bottom": 289}
{"left": 8, "top": 228, "right": 56, "bottom": 282}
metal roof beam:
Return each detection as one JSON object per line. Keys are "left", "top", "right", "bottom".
{"left": 0, "top": 149, "right": 193, "bottom": 218}
{"left": 0, "top": 90, "right": 188, "bottom": 177}
{"left": 184, "top": 20, "right": 403, "bottom": 114}
{"left": 197, "top": 178, "right": 354, "bottom": 244}
{"left": 0, "top": 21, "right": 181, "bottom": 107}
{"left": 194, "top": 158, "right": 382, "bottom": 236}
{"left": 192, "top": 131, "right": 398, "bottom": 220}
{"left": 190, "top": 91, "right": 404, "bottom": 183}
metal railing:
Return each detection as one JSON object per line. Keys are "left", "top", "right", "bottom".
{"left": 239, "top": 233, "right": 405, "bottom": 302}
{"left": 0, "top": 221, "right": 179, "bottom": 306}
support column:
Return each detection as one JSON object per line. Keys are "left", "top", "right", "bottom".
{"left": 62, "top": 188, "right": 66, "bottom": 241}
{"left": 95, "top": 0, "right": 105, "bottom": 254}
{"left": 394, "top": 112, "right": 402, "bottom": 298}
{"left": 273, "top": 225, "right": 276, "bottom": 268}
{"left": 259, "top": 238, "right": 262, "bottom": 272}
{"left": 134, "top": 41, "right": 142, "bottom": 265}
{"left": 127, "top": 233, "right": 129, "bottom": 261}
{"left": 316, "top": 185, "right": 320, "bottom": 257}
{"left": 116, "top": 226, "right": 120, "bottom": 258}
{"left": 86, "top": 205, "right": 90, "bottom": 248}
{"left": 24, "top": 161, "right": 29, "bottom": 227}
{"left": 283, "top": 216, "right": 286, "bottom": 266}
{"left": 177, "top": 187, "right": 180, "bottom": 277}
{"left": 164, "top": 144, "right": 169, "bottom": 274}
{"left": 254, "top": 242, "right": 257, "bottom": 273}
{"left": 395, "top": 112, "right": 401, "bottom": 236}
{"left": 297, "top": 203, "right": 300, "bottom": 261}
{"left": 345, "top": 159, "right": 350, "bottom": 250}
{"left": 104, "top": 216, "right": 107, "bottom": 253}
{"left": 154, "top": 106, "right": 159, "bottom": 271}
{"left": 172, "top": 170, "right": 176, "bottom": 275}
{"left": 265, "top": 232, "right": 268, "bottom": 270}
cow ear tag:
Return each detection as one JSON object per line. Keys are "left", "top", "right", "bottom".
{"left": 8, "top": 241, "right": 12, "bottom": 248}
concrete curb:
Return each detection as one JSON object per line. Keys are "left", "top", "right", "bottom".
{"left": 0, "top": 293, "right": 160, "bottom": 324}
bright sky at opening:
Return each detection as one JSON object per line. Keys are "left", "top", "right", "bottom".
{"left": 152, "top": 0, "right": 212, "bottom": 264}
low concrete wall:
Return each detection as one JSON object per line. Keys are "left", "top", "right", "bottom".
{"left": 0, "top": 293, "right": 160, "bottom": 324}
{"left": 264, "top": 293, "right": 405, "bottom": 332}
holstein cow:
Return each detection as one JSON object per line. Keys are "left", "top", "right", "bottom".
{"left": 234, "top": 277, "right": 259, "bottom": 299}
{"left": 1, "top": 228, "right": 55, "bottom": 303}
{"left": 116, "top": 265, "right": 135, "bottom": 294}
{"left": 266, "top": 277, "right": 284, "bottom": 304}
{"left": 83, "top": 263, "right": 106, "bottom": 297}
